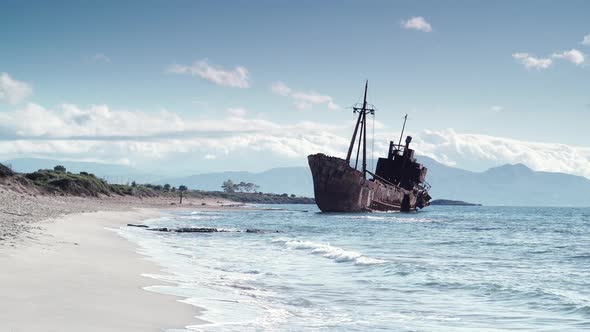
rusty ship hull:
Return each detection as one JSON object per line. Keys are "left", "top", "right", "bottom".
{"left": 308, "top": 154, "right": 421, "bottom": 212}
{"left": 307, "top": 81, "right": 431, "bottom": 213}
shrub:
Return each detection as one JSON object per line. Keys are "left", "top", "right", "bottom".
{"left": 0, "top": 163, "right": 14, "bottom": 177}
{"left": 54, "top": 165, "right": 66, "bottom": 172}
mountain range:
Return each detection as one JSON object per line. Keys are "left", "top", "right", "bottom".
{"left": 4, "top": 157, "right": 590, "bottom": 207}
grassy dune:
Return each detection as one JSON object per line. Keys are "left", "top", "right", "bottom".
{"left": 0, "top": 163, "right": 314, "bottom": 204}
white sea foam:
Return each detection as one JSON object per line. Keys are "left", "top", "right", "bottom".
{"left": 273, "top": 238, "right": 386, "bottom": 266}
{"left": 180, "top": 215, "right": 222, "bottom": 220}
{"left": 339, "top": 215, "right": 435, "bottom": 223}
{"left": 341, "top": 215, "right": 389, "bottom": 220}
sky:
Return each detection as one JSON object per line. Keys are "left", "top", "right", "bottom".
{"left": 0, "top": 0, "right": 589, "bottom": 177}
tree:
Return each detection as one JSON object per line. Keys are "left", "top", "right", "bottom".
{"left": 237, "top": 181, "right": 247, "bottom": 192}
{"left": 54, "top": 165, "right": 66, "bottom": 172}
{"left": 131, "top": 181, "right": 137, "bottom": 187}
{"left": 178, "top": 185, "right": 188, "bottom": 204}
{"left": 221, "top": 180, "right": 236, "bottom": 193}
{"left": 163, "top": 184, "right": 171, "bottom": 192}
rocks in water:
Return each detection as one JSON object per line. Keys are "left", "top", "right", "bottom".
{"left": 245, "top": 228, "right": 281, "bottom": 234}
{"left": 145, "top": 227, "right": 281, "bottom": 233}
{"left": 175, "top": 227, "right": 220, "bottom": 233}
{"left": 147, "top": 227, "right": 223, "bottom": 233}
{"left": 147, "top": 227, "right": 170, "bottom": 232}
{"left": 127, "top": 223, "right": 149, "bottom": 228}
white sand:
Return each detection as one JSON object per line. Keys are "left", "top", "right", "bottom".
{"left": 0, "top": 209, "right": 204, "bottom": 332}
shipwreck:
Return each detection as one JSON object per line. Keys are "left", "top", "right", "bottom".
{"left": 308, "top": 81, "right": 431, "bottom": 212}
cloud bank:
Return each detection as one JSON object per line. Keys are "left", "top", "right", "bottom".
{"left": 1, "top": 102, "right": 589, "bottom": 179}
{"left": 410, "top": 129, "right": 590, "bottom": 179}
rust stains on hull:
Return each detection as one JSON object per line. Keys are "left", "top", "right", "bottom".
{"left": 308, "top": 154, "right": 422, "bottom": 213}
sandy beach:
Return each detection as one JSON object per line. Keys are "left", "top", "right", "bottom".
{"left": 0, "top": 190, "right": 237, "bottom": 332}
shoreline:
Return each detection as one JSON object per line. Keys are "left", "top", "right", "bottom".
{"left": 0, "top": 208, "right": 209, "bottom": 332}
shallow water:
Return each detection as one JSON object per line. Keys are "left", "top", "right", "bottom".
{"left": 119, "top": 205, "right": 590, "bottom": 331}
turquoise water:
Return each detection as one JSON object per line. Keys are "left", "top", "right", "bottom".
{"left": 119, "top": 205, "right": 590, "bottom": 331}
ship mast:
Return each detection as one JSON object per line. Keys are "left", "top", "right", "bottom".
{"left": 346, "top": 81, "right": 375, "bottom": 179}
{"left": 397, "top": 114, "right": 408, "bottom": 148}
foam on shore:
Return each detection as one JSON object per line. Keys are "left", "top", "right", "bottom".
{"left": 272, "top": 237, "right": 387, "bottom": 266}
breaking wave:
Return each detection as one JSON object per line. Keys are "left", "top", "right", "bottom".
{"left": 272, "top": 238, "right": 386, "bottom": 266}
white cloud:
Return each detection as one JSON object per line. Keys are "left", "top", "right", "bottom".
{"left": 409, "top": 129, "right": 590, "bottom": 179}
{"left": 582, "top": 34, "right": 590, "bottom": 46}
{"left": 0, "top": 103, "right": 186, "bottom": 138}
{"left": 91, "top": 53, "right": 111, "bottom": 63}
{"left": 401, "top": 16, "right": 432, "bottom": 32}
{"left": 490, "top": 105, "right": 504, "bottom": 112}
{"left": 227, "top": 108, "right": 247, "bottom": 117}
{"left": 552, "top": 49, "right": 585, "bottom": 65}
{"left": 1, "top": 101, "right": 589, "bottom": 179}
{"left": 167, "top": 59, "right": 250, "bottom": 88}
{"left": 0, "top": 73, "right": 33, "bottom": 104}
{"left": 0, "top": 103, "right": 348, "bottom": 166}
{"left": 270, "top": 81, "right": 340, "bottom": 111}
{"left": 512, "top": 53, "right": 553, "bottom": 70}
{"left": 270, "top": 81, "right": 292, "bottom": 96}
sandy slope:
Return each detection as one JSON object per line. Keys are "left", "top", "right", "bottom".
{"left": 0, "top": 209, "right": 206, "bottom": 332}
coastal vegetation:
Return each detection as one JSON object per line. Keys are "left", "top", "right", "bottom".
{"left": 221, "top": 179, "right": 260, "bottom": 193}
{"left": 0, "top": 163, "right": 314, "bottom": 204}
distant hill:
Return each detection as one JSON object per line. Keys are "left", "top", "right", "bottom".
{"left": 8, "top": 156, "right": 590, "bottom": 206}
{"left": 420, "top": 157, "right": 590, "bottom": 206}
{"left": 161, "top": 156, "right": 590, "bottom": 207}
{"left": 430, "top": 199, "right": 481, "bottom": 206}
{"left": 3, "top": 158, "right": 159, "bottom": 184}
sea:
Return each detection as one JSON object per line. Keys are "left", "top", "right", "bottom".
{"left": 118, "top": 205, "right": 590, "bottom": 331}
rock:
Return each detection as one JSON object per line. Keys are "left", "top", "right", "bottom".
{"left": 127, "top": 223, "right": 149, "bottom": 228}
{"left": 147, "top": 227, "right": 170, "bottom": 232}
{"left": 245, "top": 229, "right": 281, "bottom": 234}
{"left": 175, "top": 227, "right": 218, "bottom": 233}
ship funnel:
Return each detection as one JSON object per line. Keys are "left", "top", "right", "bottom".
{"left": 405, "top": 136, "right": 412, "bottom": 148}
